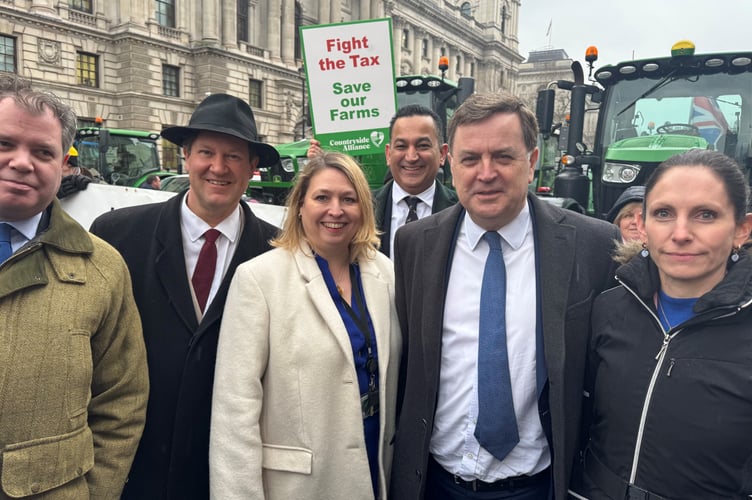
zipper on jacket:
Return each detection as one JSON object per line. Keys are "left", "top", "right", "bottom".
{"left": 617, "top": 278, "right": 680, "bottom": 484}
{"left": 666, "top": 358, "right": 675, "bottom": 377}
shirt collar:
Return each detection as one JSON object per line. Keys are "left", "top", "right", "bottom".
{"left": 180, "top": 192, "right": 242, "bottom": 243}
{"left": 392, "top": 180, "right": 436, "bottom": 207}
{"left": 1, "top": 212, "right": 42, "bottom": 241}
{"left": 464, "top": 199, "right": 531, "bottom": 251}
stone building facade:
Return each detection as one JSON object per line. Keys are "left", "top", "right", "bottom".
{"left": 517, "top": 49, "right": 573, "bottom": 128}
{"left": 517, "top": 48, "right": 598, "bottom": 148}
{"left": 0, "top": 0, "right": 522, "bottom": 168}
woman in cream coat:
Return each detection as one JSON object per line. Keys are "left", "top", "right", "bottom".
{"left": 210, "top": 152, "right": 400, "bottom": 500}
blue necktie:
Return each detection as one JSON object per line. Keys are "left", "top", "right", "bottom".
{"left": 0, "top": 223, "right": 13, "bottom": 264}
{"left": 475, "top": 231, "right": 519, "bottom": 461}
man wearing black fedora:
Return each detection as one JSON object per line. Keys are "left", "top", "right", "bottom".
{"left": 90, "top": 93, "right": 279, "bottom": 499}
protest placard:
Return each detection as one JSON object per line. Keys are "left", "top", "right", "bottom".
{"left": 301, "top": 18, "right": 396, "bottom": 155}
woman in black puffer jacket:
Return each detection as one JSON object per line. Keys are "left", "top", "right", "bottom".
{"left": 573, "top": 150, "right": 752, "bottom": 500}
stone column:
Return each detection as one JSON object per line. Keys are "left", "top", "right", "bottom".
{"left": 434, "top": 43, "right": 443, "bottom": 77}
{"left": 222, "top": 0, "right": 238, "bottom": 48}
{"left": 249, "top": 0, "right": 259, "bottom": 45}
{"left": 30, "top": 0, "right": 55, "bottom": 16}
{"left": 330, "top": 0, "right": 342, "bottom": 23}
{"left": 202, "top": 0, "right": 219, "bottom": 42}
{"left": 412, "top": 28, "right": 421, "bottom": 75}
{"left": 425, "top": 36, "right": 434, "bottom": 74}
{"left": 281, "top": 0, "right": 294, "bottom": 63}
{"left": 360, "top": 0, "right": 370, "bottom": 19}
{"left": 267, "top": 0, "right": 281, "bottom": 60}
{"left": 318, "top": 0, "right": 330, "bottom": 23}
{"left": 369, "top": 0, "right": 382, "bottom": 18}
{"left": 392, "top": 18, "right": 403, "bottom": 75}
{"left": 139, "top": 0, "right": 152, "bottom": 27}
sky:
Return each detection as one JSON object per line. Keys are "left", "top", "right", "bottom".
{"left": 518, "top": 0, "right": 752, "bottom": 67}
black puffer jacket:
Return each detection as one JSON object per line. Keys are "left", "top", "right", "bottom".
{"left": 576, "top": 252, "right": 752, "bottom": 500}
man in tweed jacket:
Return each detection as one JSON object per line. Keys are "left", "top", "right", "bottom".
{"left": 0, "top": 75, "right": 148, "bottom": 499}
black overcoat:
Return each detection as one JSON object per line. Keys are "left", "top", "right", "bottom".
{"left": 90, "top": 192, "right": 277, "bottom": 499}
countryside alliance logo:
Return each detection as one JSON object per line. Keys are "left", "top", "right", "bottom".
{"left": 370, "top": 131, "right": 384, "bottom": 147}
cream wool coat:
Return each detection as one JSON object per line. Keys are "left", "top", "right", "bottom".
{"left": 210, "top": 245, "right": 400, "bottom": 500}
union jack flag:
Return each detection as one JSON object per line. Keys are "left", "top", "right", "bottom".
{"left": 689, "top": 96, "right": 729, "bottom": 149}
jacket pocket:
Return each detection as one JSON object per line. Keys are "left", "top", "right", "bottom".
{"left": 67, "top": 331, "right": 92, "bottom": 418}
{"left": 566, "top": 291, "right": 595, "bottom": 322}
{"left": 2, "top": 426, "right": 94, "bottom": 497}
{"left": 262, "top": 444, "right": 313, "bottom": 475}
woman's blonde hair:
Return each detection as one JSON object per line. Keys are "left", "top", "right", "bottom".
{"left": 613, "top": 201, "right": 641, "bottom": 227}
{"left": 272, "top": 151, "right": 380, "bottom": 262}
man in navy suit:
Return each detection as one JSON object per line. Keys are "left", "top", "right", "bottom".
{"left": 390, "top": 93, "right": 618, "bottom": 499}
{"left": 90, "top": 94, "right": 279, "bottom": 499}
{"left": 309, "top": 105, "right": 458, "bottom": 257}
{"left": 372, "top": 105, "right": 457, "bottom": 257}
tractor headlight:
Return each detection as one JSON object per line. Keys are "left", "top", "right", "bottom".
{"left": 603, "top": 162, "right": 640, "bottom": 183}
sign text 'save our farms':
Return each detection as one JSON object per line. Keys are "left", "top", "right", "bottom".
{"left": 301, "top": 19, "right": 396, "bottom": 155}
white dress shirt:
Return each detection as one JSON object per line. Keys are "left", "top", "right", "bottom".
{"left": 1, "top": 213, "right": 41, "bottom": 253}
{"left": 180, "top": 193, "right": 243, "bottom": 315}
{"left": 389, "top": 181, "right": 435, "bottom": 258}
{"left": 430, "top": 201, "right": 550, "bottom": 481}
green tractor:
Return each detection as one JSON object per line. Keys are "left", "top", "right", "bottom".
{"left": 536, "top": 40, "right": 752, "bottom": 218}
{"left": 74, "top": 127, "right": 175, "bottom": 187}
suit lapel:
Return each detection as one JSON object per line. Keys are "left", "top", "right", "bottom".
{"left": 529, "top": 196, "right": 576, "bottom": 384}
{"left": 154, "top": 195, "right": 200, "bottom": 332}
{"left": 295, "top": 249, "right": 356, "bottom": 364}
{"left": 419, "top": 205, "right": 465, "bottom": 376}
{"left": 359, "top": 258, "right": 391, "bottom": 384}
{"left": 200, "top": 203, "right": 272, "bottom": 328}
{"left": 431, "top": 180, "right": 454, "bottom": 213}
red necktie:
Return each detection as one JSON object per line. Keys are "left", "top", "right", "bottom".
{"left": 192, "top": 229, "right": 220, "bottom": 313}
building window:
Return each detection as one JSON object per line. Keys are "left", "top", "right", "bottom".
{"left": 401, "top": 29, "right": 409, "bottom": 49}
{"left": 249, "top": 79, "right": 262, "bottom": 108}
{"left": 77, "top": 117, "right": 98, "bottom": 128}
{"left": 455, "top": 55, "right": 461, "bottom": 73}
{"left": 0, "top": 35, "right": 16, "bottom": 73}
{"left": 156, "top": 0, "right": 176, "bottom": 28}
{"left": 470, "top": 62, "right": 475, "bottom": 77}
{"left": 162, "top": 64, "right": 180, "bottom": 97}
{"left": 69, "top": 0, "right": 92, "bottom": 13}
{"left": 76, "top": 52, "right": 98, "bottom": 87}
{"left": 501, "top": 5, "right": 507, "bottom": 34}
{"left": 421, "top": 39, "right": 428, "bottom": 58}
{"left": 237, "top": 0, "right": 249, "bottom": 43}
{"left": 460, "top": 2, "right": 472, "bottom": 18}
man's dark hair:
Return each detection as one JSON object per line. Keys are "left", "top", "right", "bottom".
{"left": 0, "top": 74, "right": 77, "bottom": 152}
{"left": 389, "top": 104, "right": 444, "bottom": 144}
{"left": 447, "top": 93, "right": 538, "bottom": 153}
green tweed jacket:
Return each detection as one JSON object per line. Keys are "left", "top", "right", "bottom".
{"left": 0, "top": 199, "right": 148, "bottom": 499}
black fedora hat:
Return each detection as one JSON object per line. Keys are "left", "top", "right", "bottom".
{"left": 162, "top": 93, "right": 280, "bottom": 168}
